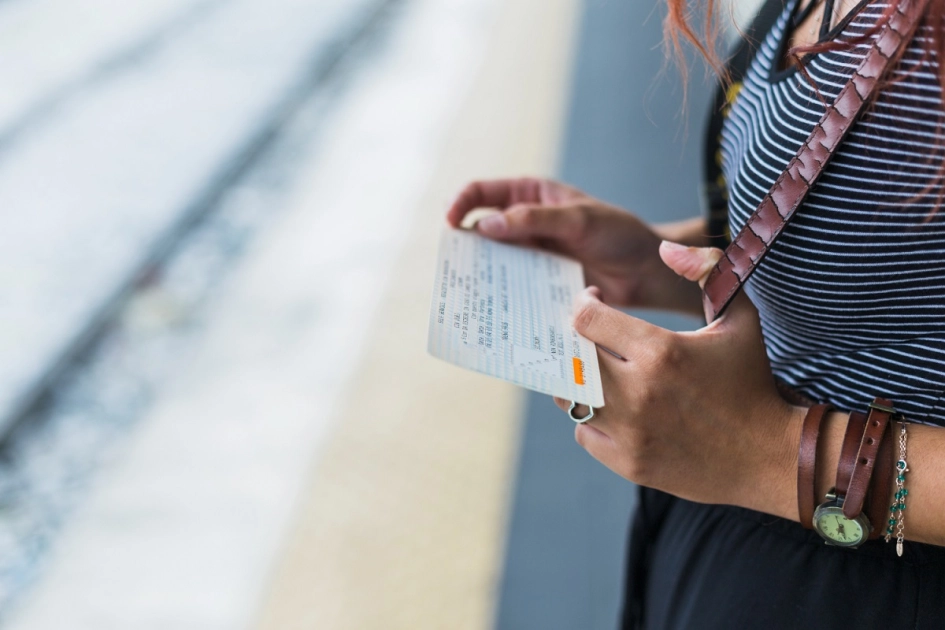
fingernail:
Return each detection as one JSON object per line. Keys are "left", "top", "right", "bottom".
{"left": 660, "top": 240, "right": 686, "bottom": 252}
{"left": 478, "top": 214, "right": 507, "bottom": 236}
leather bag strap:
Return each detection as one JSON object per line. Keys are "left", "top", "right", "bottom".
{"left": 702, "top": 0, "right": 932, "bottom": 322}
{"left": 703, "top": 0, "right": 785, "bottom": 250}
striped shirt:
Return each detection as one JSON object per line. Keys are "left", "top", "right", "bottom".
{"left": 722, "top": 0, "right": 945, "bottom": 426}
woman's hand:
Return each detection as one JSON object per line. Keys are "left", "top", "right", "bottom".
{"left": 556, "top": 242, "right": 806, "bottom": 520}
{"left": 447, "top": 178, "right": 704, "bottom": 314}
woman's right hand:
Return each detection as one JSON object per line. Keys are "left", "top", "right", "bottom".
{"left": 447, "top": 177, "right": 704, "bottom": 313}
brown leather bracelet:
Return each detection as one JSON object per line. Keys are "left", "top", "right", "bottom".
{"left": 844, "top": 398, "right": 896, "bottom": 519}
{"left": 797, "top": 404, "right": 833, "bottom": 529}
{"left": 866, "top": 420, "right": 895, "bottom": 540}
{"left": 835, "top": 410, "right": 868, "bottom": 496}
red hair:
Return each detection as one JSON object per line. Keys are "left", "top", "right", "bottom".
{"left": 664, "top": 0, "right": 945, "bottom": 95}
{"left": 667, "top": 0, "right": 945, "bottom": 214}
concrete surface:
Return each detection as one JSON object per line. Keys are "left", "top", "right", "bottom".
{"left": 252, "top": 0, "right": 580, "bottom": 628}
{"left": 5, "top": 0, "right": 517, "bottom": 627}
{"left": 495, "top": 0, "right": 713, "bottom": 628}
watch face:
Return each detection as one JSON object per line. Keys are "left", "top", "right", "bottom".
{"left": 814, "top": 506, "right": 866, "bottom": 547}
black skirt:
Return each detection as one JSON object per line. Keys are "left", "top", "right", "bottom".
{"left": 622, "top": 488, "right": 945, "bottom": 629}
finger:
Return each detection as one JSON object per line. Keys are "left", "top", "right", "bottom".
{"left": 574, "top": 421, "right": 617, "bottom": 464}
{"left": 458, "top": 208, "right": 501, "bottom": 231}
{"left": 553, "top": 397, "right": 598, "bottom": 426}
{"left": 571, "top": 287, "right": 663, "bottom": 357}
{"left": 658, "top": 241, "right": 763, "bottom": 330}
{"left": 476, "top": 203, "right": 585, "bottom": 242}
{"left": 658, "top": 241, "right": 724, "bottom": 288}
{"left": 446, "top": 178, "right": 544, "bottom": 227}
{"left": 587, "top": 303, "right": 627, "bottom": 359}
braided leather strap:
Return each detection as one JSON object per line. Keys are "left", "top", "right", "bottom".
{"left": 702, "top": 0, "right": 932, "bottom": 322}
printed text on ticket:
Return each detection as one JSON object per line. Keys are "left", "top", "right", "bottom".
{"left": 427, "top": 229, "right": 604, "bottom": 407}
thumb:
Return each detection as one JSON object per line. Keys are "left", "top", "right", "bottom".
{"left": 658, "top": 241, "right": 724, "bottom": 288}
{"left": 659, "top": 240, "right": 760, "bottom": 327}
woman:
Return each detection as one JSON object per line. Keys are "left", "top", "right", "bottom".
{"left": 448, "top": 0, "right": 945, "bottom": 627}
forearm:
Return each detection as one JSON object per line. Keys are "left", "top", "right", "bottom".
{"left": 813, "top": 413, "right": 945, "bottom": 547}
{"left": 750, "top": 407, "right": 945, "bottom": 547}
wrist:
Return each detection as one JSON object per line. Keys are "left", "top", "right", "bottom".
{"left": 733, "top": 400, "right": 807, "bottom": 521}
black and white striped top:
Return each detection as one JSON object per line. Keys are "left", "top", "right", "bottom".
{"left": 722, "top": 0, "right": 945, "bottom": 426}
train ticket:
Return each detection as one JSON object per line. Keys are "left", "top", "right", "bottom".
{"left": 427, "top": 228, "right": 604, "bottom": 407}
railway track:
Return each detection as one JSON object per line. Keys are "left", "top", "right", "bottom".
{"left": 0, "top": 0, "right": 403, "bottom": 444}
{"left": 0, "top": 0, "right": 404, "bottom": 616}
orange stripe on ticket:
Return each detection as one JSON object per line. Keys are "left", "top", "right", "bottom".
{"left": 572, "top": 357, "right": 585, "bottom": 385}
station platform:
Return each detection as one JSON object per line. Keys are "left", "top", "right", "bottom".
{"left": 2, "top": 0, "right": 754, "bottom": 627}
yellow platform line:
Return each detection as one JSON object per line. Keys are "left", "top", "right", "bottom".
{"left": 251, "top": 1, "right": 579, "bottom": 628}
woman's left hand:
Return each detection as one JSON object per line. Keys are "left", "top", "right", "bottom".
{"left": 555, "top": 241, "right": 806, "bottom": 520}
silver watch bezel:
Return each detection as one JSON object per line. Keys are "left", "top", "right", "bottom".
{"left": 812, "top": 491, "right": 872, "bottom": 548}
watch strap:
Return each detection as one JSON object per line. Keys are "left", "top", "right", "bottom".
{"left": 844, "top": 398, "right": 896, "bottom": 519}
{"left": 835, "top": 410, "right": 868, "bottom": 495}
{"left": 798, "top": 404, "right": 833, "bottom": 529}
{"left": 866, "top": 420, "right": 895, "bottom": 539}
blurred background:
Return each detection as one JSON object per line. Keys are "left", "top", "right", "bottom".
{"left": 0, "top": 0, "right": 761, "bottom": 628}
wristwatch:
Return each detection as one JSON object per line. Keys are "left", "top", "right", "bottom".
{"left": 813, "top": 489, "right": 872, "bottom": 547}
{"left": 811, "top": 400, "right": 896, "bottom": 548}
{"left": 812, "top": 410, "right": 871, "bottom": 546}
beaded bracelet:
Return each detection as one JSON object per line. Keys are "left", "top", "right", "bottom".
{"left": 885, "top": 421, "right": 909, "bottom": 557}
